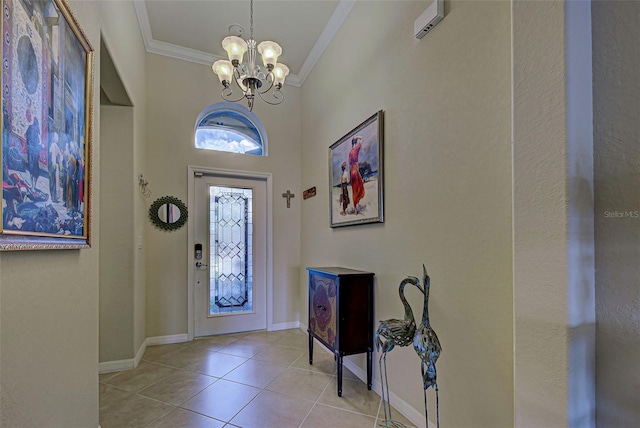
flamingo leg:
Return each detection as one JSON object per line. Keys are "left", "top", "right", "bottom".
{"left": 378, "top": 350, "right": 408, "bottom": 428}
{"left": 422, "top": 361, "right": 429, "bottom": 428}
{"left": 383, "top": 351, "right": 395, "bottom": 424}
{"left": 379, "top": 352, "right": 390, "bottom": 427}
{"left": 435, "top": 383, "right": 440, "bottom": 428}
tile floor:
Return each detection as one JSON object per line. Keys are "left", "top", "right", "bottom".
{"left": 100, "top": 328, "right": 416, "bottom": 428}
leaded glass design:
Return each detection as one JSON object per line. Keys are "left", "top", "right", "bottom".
{"left": 209, "top": 186, "right": 253, "bottom": 315}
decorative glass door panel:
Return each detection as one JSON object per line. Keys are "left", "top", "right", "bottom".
{"left": 194, "top": 174, "right": 266, "bottom": 337}
{"left": 209, "top": 186, "right": 254, "bottom": 316}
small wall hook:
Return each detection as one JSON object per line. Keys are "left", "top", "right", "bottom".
{"left": 139, "top": 174, "right": 151, "bottom": 198}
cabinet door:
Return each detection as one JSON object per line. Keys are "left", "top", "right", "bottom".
{"left": 309, "top": 273, "right": 337, "bottom": 349}
{"left": 339, "top": 276, "right": 373, "bottom": 354}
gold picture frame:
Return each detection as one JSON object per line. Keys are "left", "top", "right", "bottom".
{"left": 1, "top": 0, "right": 94, "bottom": 250}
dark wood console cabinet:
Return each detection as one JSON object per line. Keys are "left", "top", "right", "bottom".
{"left": 306, "top": 267, "right": 374, "bottom": 396}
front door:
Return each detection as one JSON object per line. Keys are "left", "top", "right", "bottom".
{"left": 194, "top": 174, "right": 267, "bottom": 336}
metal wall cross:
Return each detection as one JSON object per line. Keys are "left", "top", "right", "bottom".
{"left": 282, "top": 190, "right": 295, "bottom": 208}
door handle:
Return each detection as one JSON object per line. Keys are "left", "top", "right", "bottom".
{"left": 196, "top": 261, "right": 208, "bottom": 268}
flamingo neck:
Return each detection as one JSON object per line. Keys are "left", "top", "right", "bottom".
{"left": 421, "top": 285, "right": 431, "bottom": 326}
{"left": 399, "top": 280, "right": 415, "bottom": 322}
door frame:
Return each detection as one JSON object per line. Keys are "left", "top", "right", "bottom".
{"left": 187, "top": 165, "right": 274, "bottom": 340}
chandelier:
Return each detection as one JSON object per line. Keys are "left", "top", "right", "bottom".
{"left": 212, "top": 0, "right": 289, "bottom": 111}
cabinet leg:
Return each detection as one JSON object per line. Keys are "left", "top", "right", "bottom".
{"left": 337, "top": 355, "right": 343, "bottom": 397}
{"left": 308, "top": 332, "right": 313, "bottom": 365}
{"left": 367, "top": 350, "right": 372, "bottom": 390}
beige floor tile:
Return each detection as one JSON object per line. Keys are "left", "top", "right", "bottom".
{"left": 99, "top": 391, "right": 174, "bottom": 428}
{"left": 143, "top": 345, "right": 215, "bottom": 369}
{"left": 223, "top": 359, "right": 288, "bottom": 388}
{"left": 251, "top": 344, "right": 305, "bottom": 366}
{"left": 147, "top": 408, "right": 225, "bottom": 428}
{"left": 138, "top": 371, "right": 217, "bottom": 406}
{"left": 183, "top": 352, "right": 247, "bottom": 377}
{"left": 180, "top": 338, "right": 230, "bottom": 354}
{"left": 100, "top": 330, "right": 386, "bottom": 427}
{"left": 99, "top": 383, "right": 133, "bottom": 413}
{"left": 377, "top": 403, "right": 417, "bottom": 428}
{"left": 195, "top": 333, "right": 241, "bottom": 343}
{"left": 292, "top": 348, "right": 336, "bottom": 375}
{"left": 266, "top": 367, "right": 332, "bottom": 402}
{"left": 99, "top": 371, "right": 119, "bottom": 382}
{"left": 273, "top": 329, "right": 309, "bottom": 348}
{"left": 218, "top": 338, "right": 269, "bottom": 358}
{"left": 180, "top": 379, "right": 261, "bottom": 421}
{"left": 241, "top": 329, "right": 287, "bottom": 344}
{"left": 318, "top": 377, "right": 381, "bottom": 417}
{"left": 142, "top": 343, "right": 184, "bottom": 361}
{"left": 301, "top": 403, "right": 377, "bottom": 428}
{"left": 102, "top": 361, "right": 177, "bottom": 392}
{"left": 342, "top": 366, "right": 361, "bottom": 381}
{"left": 230, "top": 390, "right": 314, "bottom": 428}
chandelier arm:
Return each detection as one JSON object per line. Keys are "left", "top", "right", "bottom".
{"left": 232, "top": 67, "right": 249, "bottom": 94}
{"left": 256, "top": 88, "right": 284, "bottom": 106}
{"left": 221, "top": 85, "right": 246, "bottom": 103}
{"left": 257, "top": 74, "right": 275, "bottom": 95}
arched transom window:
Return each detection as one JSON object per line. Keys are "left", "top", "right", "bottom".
{"left": 194, "top": 102, "right": 268, "bottom": 156}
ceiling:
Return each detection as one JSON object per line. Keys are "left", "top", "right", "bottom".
{"left": 133, "top": 0, "right": 356, "bottom": 87}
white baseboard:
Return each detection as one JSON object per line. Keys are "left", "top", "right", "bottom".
{"left": 297, "top": 324, "right": 430, "bottom": 428}
{"left": 133, "top": 339, "right": 147, "bottom": 368}
{"left": 99, "top": 334, "right": 188, "bottom": 374}
{"left": 269, "top": 321, "right": 300, "bottom": 331}
{"left": 98, "top": 358, "right": 136, "bottom": 374}
{"left": 146, "top": 334, "right": 189, "bottom": 346}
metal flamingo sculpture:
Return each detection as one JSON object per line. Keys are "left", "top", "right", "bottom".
{"left": 375, "top": 275, "right": 423, "bottom": 428}
{"left": 413, "top": 265, "right": 442, "bottom": 428}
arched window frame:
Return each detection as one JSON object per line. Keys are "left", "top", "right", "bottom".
{"left": 194, "top": 102, "right": 268, "bottom": 156}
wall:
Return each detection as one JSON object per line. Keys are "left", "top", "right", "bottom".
{"left": 99, "top": 0, "right": 148, "bottom": 360}
{"left": 100, "top": 105, "right": 134, "bottom": 362}
{"left": 513, "top": 0, "right": 595, "bottom": 426}
{"left": 145, "top": 54, "right": 301, "bottom": 338}
{"left": 593, "top": 1, "right": 640, "bottom": 426}
{"left": 0, "top": 0, "right": 147, "bottom": 425}
{"left": 300, "top": 1, "right": 513, "bottom": 426}
{"left": 0, "top": 1, "right": 101, "bottom": 426}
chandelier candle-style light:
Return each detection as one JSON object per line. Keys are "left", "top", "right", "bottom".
{"left": 212, "top": 0, "right": 289, "bottom": 111}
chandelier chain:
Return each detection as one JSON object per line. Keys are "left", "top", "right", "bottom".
{"left": 250, "top": 0, "right": 254, "bottom": 40}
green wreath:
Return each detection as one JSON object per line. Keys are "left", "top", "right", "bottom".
{"left": 149, "top": 196, "right": 188, "bottom": 231}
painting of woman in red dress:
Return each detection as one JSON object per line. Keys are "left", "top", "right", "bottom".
{"left": 329, "top": 110, "right": 383, "bottom": 228}
{"left": 348, "top": 135, "right": 365, "bottom": 214}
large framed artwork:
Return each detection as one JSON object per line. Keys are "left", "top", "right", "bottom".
{"left": 0, "top": 0, "right": 94, "bottom": 250}
{"left": 329, "top": 110, "right": 384, "bottom": 228}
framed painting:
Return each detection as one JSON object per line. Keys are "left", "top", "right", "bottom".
{"left": 329, "top": 110, "right": 384, "bottom": 228}
{"left": 0, "top": 0, "right": 94, "bottom": 250}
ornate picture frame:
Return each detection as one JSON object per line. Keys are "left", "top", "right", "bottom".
{"left": 329, "top": 110, "right": 384, "bottom": 228}
{"left": 1, "top": 0, "right": 94, "bottom": 250}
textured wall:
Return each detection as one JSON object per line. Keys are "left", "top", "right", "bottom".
{"left": 99, "top": 0, "right": 149, "bottom": 358}
{"left": 0, "top": 1, "right": 101, "bottom": 426}
{"left": 144, "top": 54, "right": 302, "bottom": 337}
{"left": 100, "top": 105, "right": 135, "bottom": 362}
{"left": 300, "top": 1, "right": 513, "bottom": 426}
{"left": 593, "top": 1, "right": 640, "bottom": 426}
{"left": 513, "top": 1, "right": 595, "bottom": 426}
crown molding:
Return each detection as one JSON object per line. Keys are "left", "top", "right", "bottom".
{"left": 133, "top": 0, "right": 355, "bottom": 88}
